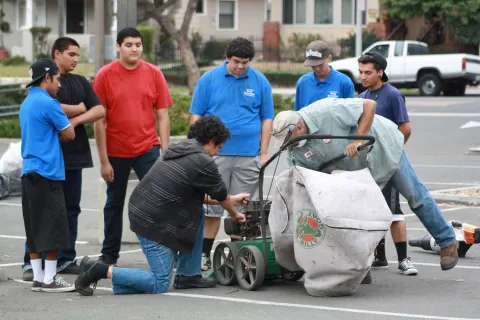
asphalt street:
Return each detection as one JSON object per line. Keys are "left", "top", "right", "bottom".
{"left": 1, "top": 95, "right": 480, "bottom": 319}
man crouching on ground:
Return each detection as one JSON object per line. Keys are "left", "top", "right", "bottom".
{"left": 74, "top": 115, "right": 248, "bottom": 295}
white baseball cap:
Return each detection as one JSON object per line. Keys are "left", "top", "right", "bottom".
{"left": 271, "top": 111, "right": 300, "bottom": 148}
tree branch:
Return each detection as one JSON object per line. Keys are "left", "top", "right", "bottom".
{"left": 138, "top": 0, "right": 178, "bottom": 36}
{"left": 180, "top": 0, "right": 198, "bottom": 36}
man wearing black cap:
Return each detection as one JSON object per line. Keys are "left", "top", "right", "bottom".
{"left": 19, "top": 58, "right": 76, "bottom": 292}
{"left": 295, "top": 40, "right": 355, "bottom": 111}
{"left": 358, "top": 52, "right": 417, "bottom": 276}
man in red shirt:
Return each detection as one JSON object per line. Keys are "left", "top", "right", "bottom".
{"left": 93, "top": 27, "right": 172, "bottom": 265}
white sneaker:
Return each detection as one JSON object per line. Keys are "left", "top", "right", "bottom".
{"left": 201, "top": 253, "right": 211, "bottom": 271}
{"left": 398, "top": 257, "right": 418, "bottom": 276}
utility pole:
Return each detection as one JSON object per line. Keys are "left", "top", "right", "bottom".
{"left": 95, "top": 0, "right": 105, "bottom": 72}
{"left": 58, "top": 0, "right": 65, "bottom": 37}
{"left": 355, "top": 0, "right": 365, "bottom": 56}
{"left": 117, "top": 0, "right": 137, "bottom": 31}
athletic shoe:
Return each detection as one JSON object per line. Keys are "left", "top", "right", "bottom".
{"left": 41, "top": 276, "right": 75, "bottom": 292}
{"left": 201, "top": 253, "right": 211, "bottom": 271}
{"left": 371, "top": 257, "right": 388, "bottom": 268}
{"left": 31, "top": 281, "right": 43, "bottom": 292}
{"left": 398, "top": 257, "right": 419, "bottom": 276}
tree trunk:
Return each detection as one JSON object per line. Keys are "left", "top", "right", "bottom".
{"left": 176, "top": 35, "right": 200, "bottom": 95}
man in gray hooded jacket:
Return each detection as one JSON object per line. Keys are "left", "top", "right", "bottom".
{"left": 74, "top": 116, "right": 249, "bottom": 295}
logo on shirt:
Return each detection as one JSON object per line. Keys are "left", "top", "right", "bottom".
{"left": 327, "top": 91, "right": 338, "bottom": 98}
{"left": 244, "top": 88, "right": 255, "bottom": 97}
{"left": 304, "top": 150, "right": 313, "bottom": 158}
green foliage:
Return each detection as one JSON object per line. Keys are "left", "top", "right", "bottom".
{"left": 30, "top": 26, "right": 52, "bottom": 60}
{"left": 1, "top": 55, "right": 27, "bottom": 66}
{"left": 0, "top": 0, "right": 10, "bottom": 48}
{"left": 380, "top": 0, "right": 480, "bottom": 45}
{"left": 285, "top": 33, "right": 324, "bottom": 61}
{"left": 203, "top": 40, "right": 229, "bottom": 60}
{"left": 137, "top": 25, "right": 154, "bottom": 62}
{"left": 337, "top": 29, "right": 381, "bottom": 57}
{"left": 0, "top": 92, "right": 295, "bottom": 138}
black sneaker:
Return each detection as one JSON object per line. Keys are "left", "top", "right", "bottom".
{"left": 173, "top": 275, "right": 217, "bottom": 289}
{"left": 75, "top": 256, "right": 102, "bottom": 296}
{"left": 22, "top": 269, "right": 34, "bottom": 282}
{"left": 371, "top": 257, "right": 388, "bottom": 268}
{"left": 361, "top": 270, "right": 372, "bottom": 284}
{"left": 58, "top": 263, "right": 81, "bottom": 275}
{"left": 98, "top": 255, "right": 117, "bottom": 266}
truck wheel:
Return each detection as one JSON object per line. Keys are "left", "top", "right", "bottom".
{"left": 418, "top": 73, "right": 441, "bottom": 96}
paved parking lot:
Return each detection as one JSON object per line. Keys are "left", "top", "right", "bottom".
{"left": 1, "top": 95, "right": 480, "bottom": 319}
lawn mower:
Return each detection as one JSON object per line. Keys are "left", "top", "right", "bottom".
{"left": 210, "top": 134, "right": 376, "bottom": 291}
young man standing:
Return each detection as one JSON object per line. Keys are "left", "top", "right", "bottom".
{"left": 358, "top": 52, "right": 418, "bottom": 276}
{"left": 93, "top": 27, "right": 172, "bottom": 265}
{"left": 295, "top": 40, "right": 355, "bottom": 111}
{"left": 189, "top": 37, "right": 274, "bottom": 271}
{"left": 20, "top": 58, "right": 76, "bottom": 292}
{"left": 75, "top": 116, "right": 248, "bottom": 296}
{"left": 21, "top": 37, "right": 105, "bottom": 281}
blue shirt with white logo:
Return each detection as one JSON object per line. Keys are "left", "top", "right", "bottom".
{"left": 190, "top": 61, "right": 274, "bottom": 156}
{"left": 20, "top": 87, "right": 71, "bottom": 180}
{"left": 295, "top": 67, "right": 355, "bottom": 111}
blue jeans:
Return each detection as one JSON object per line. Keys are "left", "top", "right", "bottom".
{"left": 390, "top": 151, "right": 455, "bottom": 248}
{"left": 111, "top": 209, "right": 205, "bottom": 294}
{"left": 101, "top": 146, "right": 160, "bottom": 261}
{"left": 22, "top": 169, "right": 82, "bottom": 272}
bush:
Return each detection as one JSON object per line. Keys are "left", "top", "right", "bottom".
{"left": 1, "top": 55, "right": 27, "bottom": 66}
{"left": 203, "top": 40, "right": 229, "bottom": 60}
{"left": 337, "top": 29, "right": 380, "bottom": 58}
{"left": 264, "top": 71, "right": 308, "bottom": 87}
{"left": 0, "top": 93, "right": 294, "bottom": 138}
{"left": 137, "top": 25, "right": 154, "bottom": 62}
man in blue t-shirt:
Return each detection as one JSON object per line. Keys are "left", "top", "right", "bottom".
{"left": 358, "top": 52, "right": 417, "bottom": 276}
{"left": 189, "top": 37, "right": 274, "bottom": 271}
{"left": 295, "top": 40, "right": 355, "bottom": 111}
{"left": 19, "top": 58, "right": 76, "bottom": 292}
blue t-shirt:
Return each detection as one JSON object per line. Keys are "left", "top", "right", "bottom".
{"left": 20, "top": 87, "right": 71, "bottom": 180}
{"left": 294, "top": 67, "right": 355, "bottom": 111}
{"left": 190, "top": 61, "right": 274, "bottom": 156}
{"left": 358, "top": 83, "right": 409, "bottom": 125}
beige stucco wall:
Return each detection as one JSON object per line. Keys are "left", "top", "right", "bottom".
{"left": 270, "top": 0, "right": 380, "bottom": 42}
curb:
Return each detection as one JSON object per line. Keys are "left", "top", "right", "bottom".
{"left": 0, "top": 268, "right": 7, "bottom": 282}
{"left": 431, "top": 186, "right": 480, "bottom": 206}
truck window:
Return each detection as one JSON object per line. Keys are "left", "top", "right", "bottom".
{"left": 407, "top": 44, "right": 428, "bottom": 55}
{"left": 368, "top": 44, "right": 389, "bottom": 58}
{"left": 394, "top": 42, "right": 404, "bottom": 56}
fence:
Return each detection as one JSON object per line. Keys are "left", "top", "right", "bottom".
{"left": 153, "top": 36, "right": 352, "bottom": 73}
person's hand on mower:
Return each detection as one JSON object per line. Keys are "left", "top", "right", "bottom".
{"left": 233, "top": 211, "right": 246, "bottom": 224}
{"left": 344, "top": 141, "right": 363, "bottom": 158}
{"left": 231, "top": 193, "right": 250, "bottom": 206}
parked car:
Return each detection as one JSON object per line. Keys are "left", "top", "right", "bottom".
{"left": 330, "top": 40, "right": 480, "bottom": 96}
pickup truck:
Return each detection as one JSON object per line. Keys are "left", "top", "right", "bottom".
{"left": 329, "top": 40, "right": 480, "bottom": 96}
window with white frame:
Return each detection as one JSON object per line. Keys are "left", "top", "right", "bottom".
{"left": 218, "top": 0, "right": 235, "bottom": 29}
{"left": 314, "top": 0, "right": 333, "bottom": 24}
{"left": 341, "top": 0, "right": 366, "bottom": 25}
{"left": 33, "top": 0, "right": 46, "bottom": 27}
{"left": 282, "top": 0, "right": 306, "bottom": 25}
{"left": 196, "top": 0, "right": 205, "bottom": 14}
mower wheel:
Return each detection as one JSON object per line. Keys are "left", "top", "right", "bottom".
{"left": 213, "top": 242, "right": 239, "bottom": 286}
{"left": 235, "top": 245, "right": 265, "bottom": 291}
{"left": 281, "top": 268, "right": 305, "bottom": 282}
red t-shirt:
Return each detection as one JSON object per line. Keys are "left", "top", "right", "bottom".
{"left": 93, "top": 60, "right": 173, "bottom": 158}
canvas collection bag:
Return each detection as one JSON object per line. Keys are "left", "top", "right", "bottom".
{"left": 269, "top": 167, "right": 392, "bottom": 296}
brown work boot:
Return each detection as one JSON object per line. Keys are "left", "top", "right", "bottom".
{"left": 440, "top": 242, "right": 459, "bottom": 271}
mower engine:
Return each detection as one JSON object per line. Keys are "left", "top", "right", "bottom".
{"left": 224, "top": 200, "right": 272, "bottom": 239}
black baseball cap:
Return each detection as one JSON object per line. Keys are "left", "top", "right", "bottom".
{"left": 26, "top": 58, "right": 59, "bottom": 88}
{"left": 362, "top": 52, "right": 389, "bottom": 82}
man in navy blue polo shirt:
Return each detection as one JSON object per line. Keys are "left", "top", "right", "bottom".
{"left": 295, "top": 40, "right": 355, "bottom": 111}
{"left": 358, "top": 52, "right": 417, "bottom": 276}
{"left": 20, "top": 58, "right": 76, "bottom": 292}
{"left": 189, "top": 37, "right": 274, "bottom": 271}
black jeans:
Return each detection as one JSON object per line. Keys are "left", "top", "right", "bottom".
{"left": 100, "top": 146, "right": 160, "bottom": 261}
